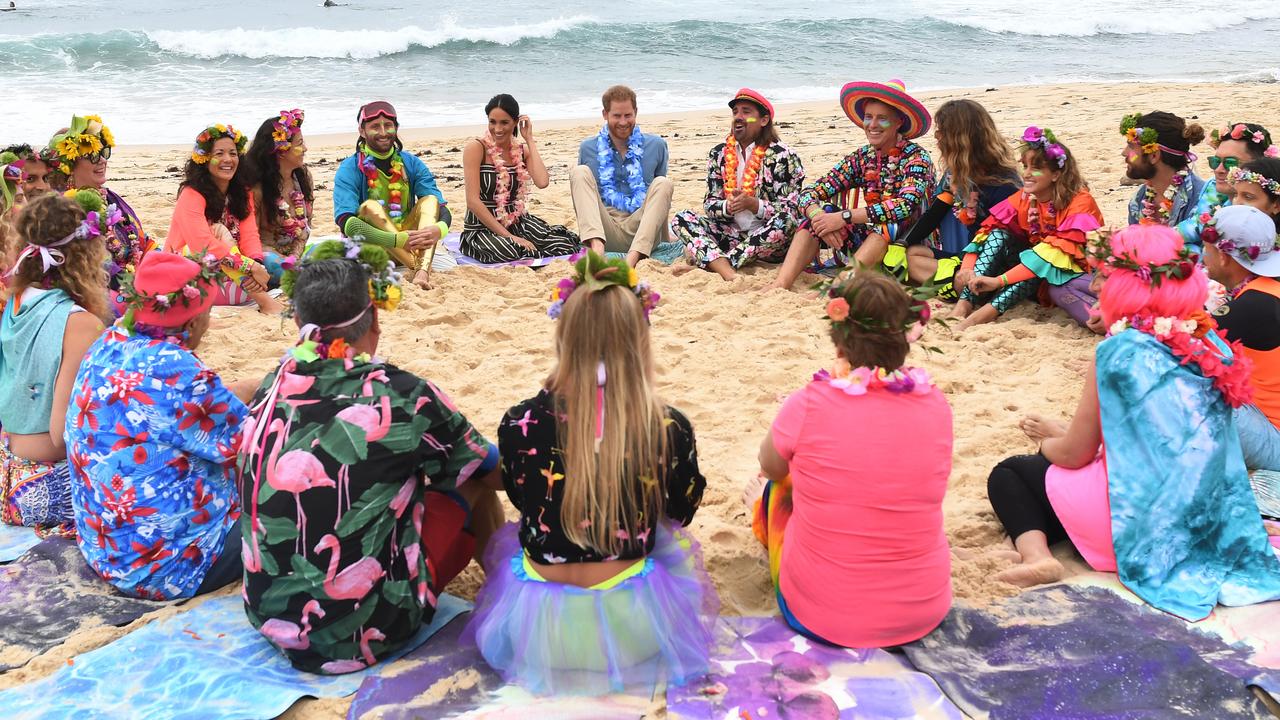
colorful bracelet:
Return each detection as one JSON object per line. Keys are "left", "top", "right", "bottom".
{"left": 435, "top": 220, "right": 449, "bottom": 240}
{"left": 999, "top": 274, "right": 1009, "bottom": 288}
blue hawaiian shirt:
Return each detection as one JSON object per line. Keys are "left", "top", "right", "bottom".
{"left": 66, "top": 326, "right": 247, "bottom": 600}
{"left": 1176, "top": 181, "right": 1229, "bottom": 255}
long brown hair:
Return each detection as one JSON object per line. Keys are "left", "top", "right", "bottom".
{"left": 8, "top": 193, "right": 109, "bottom": 320}
{"left": 552, "top": 284, "right": 667, "bottom": 556}
{"left": 934, "top": 99, "right": 1017, "bottom": 197}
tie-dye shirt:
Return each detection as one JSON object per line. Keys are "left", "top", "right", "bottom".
{"left": 66, "top": 325, "right": 246, "bottom": 600}
{"left": 239, "top": 354, "right": 492, "bottom": 674}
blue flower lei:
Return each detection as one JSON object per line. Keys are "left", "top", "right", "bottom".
{"left": 596, "top": 125, "right": 647, "bottom": 213}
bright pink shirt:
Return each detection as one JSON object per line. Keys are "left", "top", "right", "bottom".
{"left": 771, "top": 378, "right": 953, "bottom": 647}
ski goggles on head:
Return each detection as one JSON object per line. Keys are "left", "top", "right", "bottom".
{"left": 357, "top": 101, "right": 397, "bottom": 125}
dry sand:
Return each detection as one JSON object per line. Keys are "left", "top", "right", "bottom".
{"left": 12, "top": 82, "right": 1280, "bottom": 717}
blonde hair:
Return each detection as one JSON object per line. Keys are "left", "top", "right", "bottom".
{"left": 934, "top": 99, "right": 1017, "bottom": 197}
{"left": 552, "top": 284, "right": 667, "bottom": 556}
{"left": 9, "top": 193, "right": 109, "bottom": 320}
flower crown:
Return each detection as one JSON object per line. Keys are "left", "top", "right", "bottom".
{"left": 68, "top": 188, "right": 125, "bottom": 236}
{"left": 117, "top": 252, "right": 223, "bottom": 330}
{"left": 1209, "top": 123, "right": 1279, "bottom": 157}
{"left": 1020, "top": 126, "right": 1067, "bottom": 168}
{"left": 191, "top": 124, "right": 248, "bottom": 165}
{"left": 1086, "top": 229, "right": 1197, "bottom": 286}
{"left": 49, "top": 115, "right": 115, "bottom": 175}
{"left": 272, "top": 109, "right": 305, "bottom": 155}
{"left": 279, "top": 238, "right": 403, "bottom": 315}
{"left": 1229, "top": 167, "right": 1280, "bottom": 197}
{"left": 547, "top": 250, "right": 660, "bottom": 320}
{"left": 1120, "top": 113, "right": 1159, "bottom": 155}
{"left": 1199, "top": 211, "right": 1280, "bottom": 261}
{"left": 813, "top": 266, "right": 941, "bottom": 344}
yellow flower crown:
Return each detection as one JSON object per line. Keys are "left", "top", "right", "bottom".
{"left": 49, "top": 115, "right": 115, "bottom": 175}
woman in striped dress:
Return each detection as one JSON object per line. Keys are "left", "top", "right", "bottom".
{"left": 460, "top": 95, "right": 580, "bottom": 264}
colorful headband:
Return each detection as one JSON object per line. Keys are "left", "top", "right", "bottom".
{"left": 1120, "top": 113, "right": 1159, "bottom": 155}
{"left": 280, "top": 237, "right": 403, "bottom": 317}
{"left": 812, "top": 267, "right": 937, "bottom": 344}
{"left": 49, "top": 115, "right": 115, "bottom": 175}
{"left": 1021, "top": 126, "right": 1067, "bottom": 168}
{"left": 191, "top": 124, "right": 248, "bottom": 165}
{"left": 548, "top": 250, "right": 660, "bottom": 320}
{"left": 117, "top": 252, "right": 223, "bottom": 331}
{"left": 1229, "top": 168, "right": 1280, "bottom": 197}
{"left": 272, "top": 109, "right": 305, "bottom": 155}
{"left": 2, "top": 215, "right": 101, "bottom": 279}
{"left": 1087, "top": 229, "right": 1197, "bottom": 287}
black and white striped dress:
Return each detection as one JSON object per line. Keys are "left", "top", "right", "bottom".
{"left": 459, "top": 160, "right": 580, "bottom": 264}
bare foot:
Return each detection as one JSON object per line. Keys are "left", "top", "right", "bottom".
{"left": 670, "top": 263, "right": 699, "bottom": 277}
{"left": 949, "top": 299, "right": 973, "bottom": 320}
{"left": 995, "top": 557, "right": 1065, "bottom": 588}
{"left": 1020, "top": 413, "right": 1068, "bottom": 442}
{"left": 256, "top": 297, "right": 286, "bottom": 316}
{"left": 411, "top": 270, "right": 432, "bottom": 290}
{"left": 742, "top": 474, "right": 769, "bottom": 510}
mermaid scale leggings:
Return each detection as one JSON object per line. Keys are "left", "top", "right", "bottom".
{"left": 959, "top": 228, "right": 1040, "bottom": 313}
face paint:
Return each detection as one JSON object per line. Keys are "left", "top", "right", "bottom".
{"left": 1030, "top": 170, "right": 1045, "bottom": 177}
{"left": 864, "top": 117, "right": 894, "bottom": 129}
{"left": 745, "top": 118, "right": 758, "bottom": 123}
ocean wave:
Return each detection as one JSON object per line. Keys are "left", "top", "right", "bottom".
{"left": 146, "top": 15, "right": 596, "bottom": 59}
{"left": 929, "top": 4, "right": 1280, "bottom": 37}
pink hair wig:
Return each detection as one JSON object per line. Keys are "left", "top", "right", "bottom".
{"left": 1099, "top": 224, "right": 1207, "bottom": 327}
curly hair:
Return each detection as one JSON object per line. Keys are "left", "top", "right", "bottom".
{"left": 178, "top": 140, "right": 251, "bottom": 224}
{"left": 9, "top": 193, "right": 109, "bottom": 320}
{"left": 1020, "top": 140, "right": 1088, "bottom": 212}
{"left": 934, "top": 99, "right": 1018, "bottom": 197}
{"left": 243, "top": 116, "right": 313, "bottom": 241}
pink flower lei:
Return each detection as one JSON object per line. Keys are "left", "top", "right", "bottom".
{"left": 480, "top": 131, "right": 530, "bottom": 227}
{"left": 814, "top": 358, "right": 934, "bottom": 396}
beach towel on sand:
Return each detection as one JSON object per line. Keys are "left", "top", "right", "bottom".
{"left": 902, "top": 582, "right": 1280, "bottom": 720}
{"left": 0, "top": 592, "right": 469, "bottom": 720}
{"left": 347, "top": 613, "right": 959, "bottom": 719}
{"left": 0, "top": 537, "right": 173, "bottom": 673}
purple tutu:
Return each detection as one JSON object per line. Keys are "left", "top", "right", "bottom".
{"left": 464, "top": 521, "right": 718, "bottom": 695}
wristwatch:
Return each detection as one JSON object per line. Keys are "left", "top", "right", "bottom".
{"left": 841, "top": 210, "right": 853, "bottom": 225}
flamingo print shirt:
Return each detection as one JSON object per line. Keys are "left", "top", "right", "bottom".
{"left": 239, "top": 356, "right": 492, "bottom": 674}
{"left": 66, "top": 326, "right": 247, "bottom": 600}
{"left": 499, "top": 390, "right": 705, "bottom": 564}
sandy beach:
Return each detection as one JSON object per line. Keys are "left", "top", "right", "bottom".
{"left": 7, "top": 81, "right": 1280, "bottom": 717}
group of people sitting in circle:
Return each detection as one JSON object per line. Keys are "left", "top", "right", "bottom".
{"left": 0, "top": 77, "right": 1278, "bottom": 695}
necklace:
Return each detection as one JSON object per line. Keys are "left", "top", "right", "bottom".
{"left": 814, "top": 359, "right": 934, "bottom": 396}
{"left": 1139, "top": 169, "right": 1188, "bottom": 225}
{"left": 596, "top": 126, "right": 647, "bottom": 213}
{"left": 274, "top": 182, "right": 311, "bottom": 255}
{"left": 1026, "top": 193, "right": 1058, "bottom": 239}
{"left": 723, "top": 136, "right": 768, "bottom": 195}
{"left": 862, "top": 141, "right": 906, "bottom": 204}
{"left": 1108, "top": 312, "right": 1251, "bottom": 408}
{"left": 359, "top": 147, "right": 409, "bottom": 225}
{"left": 481, "top": 132, "right": 531, "bottom": 227}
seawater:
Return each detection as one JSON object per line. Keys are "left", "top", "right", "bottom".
{"left": 0, "top": 0, "right": 1275, "bottom": 144}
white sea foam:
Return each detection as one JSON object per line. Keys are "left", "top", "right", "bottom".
{"left": 915, "top": 0, "right": 1280, "bottom": 37}
{"left": 147, "top": 15, "right": 596, "bottom": 60}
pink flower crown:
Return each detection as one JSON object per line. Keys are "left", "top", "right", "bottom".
{"left": 272, "top": 109, "right": 304, "bottom": 155}
{"left": 191, "top": 124, "right": 248, "bottom": 165}
{"left": 1021, "top": 126, "right": 1067, "bottom": 168}
{"left": 547, "top": 250, "right": 660, "bottom": 320}
{"left": 1210, "top": 123, "right": 1279, "bottom": 157}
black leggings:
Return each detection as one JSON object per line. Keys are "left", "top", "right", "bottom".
{"left": 987, "top": 454, "right": 1068, "bottom": 544}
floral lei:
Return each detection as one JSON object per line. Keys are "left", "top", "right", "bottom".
{"left": 191, "top": 124, "right": 248, "bottom": 165}
{"left": 481, "top": 131, "right": 530, "bottom": 227}
{"left": 1138, "top": 168, "right": 1188, "bottom": 226}
{"left": 723, "top": 135, "right": 768, "bottom": 196}
{"left": 1210, "top": 123, "right": 1279, "bottom": 157}
{"left": 1229, "top": 167, "right": 1280, "bottom": 197}
{"left": 1026, "top": 194, "right": 1056, "bottom": 239}
{"left": 862, "top": 140, "right": 906, "bottom": 203}
{"left": 548, "top": 250, "right": 659, "bottom": 320}
{"left": 359, "top": 147, "right": 410, "bottom": 225}
{"left": 116, "top": 253, "right": 222, "bottom": 333}
{"left": 274, "top": 184, "right": 311, "bottom": 254}
{"left": 596, "top": 125, "right": 647, "bottom": 213}
{"left": 1087, "top": 228, "right": 1197, "bottom": 286}
{"left": 1120, "top": 113, "right": 1159, "bottom": 156}
{"left": 814, "top": 358, "right": 934, "bottom": 396}
{"left": 1021, "top": 126, "right": 1067, "bottom": 168}
{"left": 1107, "top": 312, "right": 1252, "bottom": 408}
{"left": 272, "top": 109, "right": 304, "bottom": 155}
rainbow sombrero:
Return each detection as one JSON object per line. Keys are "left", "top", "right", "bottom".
{"left": 840, "top": 79, "right": 931, "bottom": 140}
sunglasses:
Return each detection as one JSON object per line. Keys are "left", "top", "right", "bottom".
{"left": 1208, "top": 156, "right": 1239, "bottom": 171}
{"left": 84, "top": 146, "right": 111, "bottom": 163}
